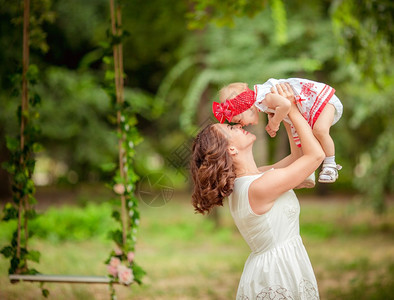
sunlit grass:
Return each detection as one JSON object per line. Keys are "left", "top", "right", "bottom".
{"left": 1, "top": 191, "right": 393, "bottom": 299}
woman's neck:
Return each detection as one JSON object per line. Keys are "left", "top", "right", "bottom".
{"left": 233, "top": 150, "right": 261, "bottom": 177}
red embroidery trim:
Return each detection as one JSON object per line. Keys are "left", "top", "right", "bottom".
{"left": 310, "top": 88, "right": 335, "bottom": 127}
{"left": 308, "top": 85, "right": 335, "bottom": 127}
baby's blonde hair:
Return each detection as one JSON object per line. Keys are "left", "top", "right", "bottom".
{"left": 219, "top": 82, "right": 246, "bottom": 103}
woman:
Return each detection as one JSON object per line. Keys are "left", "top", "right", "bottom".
{"left": 190, "top": 84, "right": 324, "bottom": 299}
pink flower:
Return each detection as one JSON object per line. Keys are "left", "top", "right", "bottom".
{"left": 117, "top": 265, "right": 134, "bottom": 285}
{"left": 109, "top": 257, "right": 121, "bottom": 268}
{"left": 114, "top": 247, "right": 123, "bottom": 256}
{"left": 113, "top": 183, "right": 125, "bottom": 194}
{"left": 127, "top": 251, "right": 135, "bottom": 263}
{"left": 107, "top": 265, "right": 118, "bottom": 277}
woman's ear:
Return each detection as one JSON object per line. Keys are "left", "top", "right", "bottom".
{"left": 228, "top": 146, "right": 239, "bottom": 156}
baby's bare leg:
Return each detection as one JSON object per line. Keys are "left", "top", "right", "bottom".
{"left": 312, "top": 104, "right": 335, "bottom": 156}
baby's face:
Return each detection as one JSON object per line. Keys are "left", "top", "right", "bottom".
{"left": 220, "top": 83, "right": 259, "bottom": 127}
{"left": 232, "top": 107, "right": 259, "bottom": 127}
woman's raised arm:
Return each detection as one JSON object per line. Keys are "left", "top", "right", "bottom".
{"left": 258, "top": 84, "right": 302, "bottom": 172}
{"left": 249, "top": 86, "right": 324, "bottom": 215}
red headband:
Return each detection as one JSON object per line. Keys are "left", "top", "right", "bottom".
{"left": 212, "top": 88, "right": 255, "bottom": 123}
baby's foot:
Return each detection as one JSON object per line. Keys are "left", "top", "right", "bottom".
{"left": 318, "top": 164, "right": 342, "bottom": 183}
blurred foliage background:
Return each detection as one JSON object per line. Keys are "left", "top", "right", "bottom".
{"left": 0, "top": 0, "right": 393, "bottom": 207}
{"left": 0, "top": 0, "right": 393, "bottom": 299}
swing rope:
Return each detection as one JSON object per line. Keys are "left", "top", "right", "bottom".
{"left": 110, "top": 0, "right": 129, "bottom": 247}
{"left": 9, "top": 0, "right": 133, "bottom": 290}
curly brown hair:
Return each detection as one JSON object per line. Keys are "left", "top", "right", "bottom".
{"left": 190, "top": 124, "right": 236, "bottom": 214}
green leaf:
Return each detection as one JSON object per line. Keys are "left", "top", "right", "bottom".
{"left": 28, "top": 268, "right": 40, "bottom": 275}
{"left": 0, "top": 246, "right": 14, "bottom": 258}
{"left": 6, "top": 136, "right": 19, "bottom": 152}
{"left": 26, "top": 250, "right": 41, "bottom": 263}
{"left": 32, "top": 142, "right": 44, "bottom": 153}
{"left": 26, "top": 179, "right": 35, "bottom": 193}
{"left": 1, "top": 161, "right": 14, "bottom": 173}
{"left": 109, "top": 229, "right": 123, "bottom": 245}
{"left": 132, "top": 262, "right": 146, "bottom": 285}
{"left": 26, "top": 64, "right": 39, "bottom": 83}
{"left": 103, "top": 56, "right": 113, "bottom": 65}
{"left": 14, "top": 170, "right": 27, "bottom": 183}
{"left": 10, "top": 73, "right": 22, "bottom": 87}
{"left": 25, "top": 208, "right": 38, "bottom": 219}
{"left": 105, "top": 70, "right": 115, "bottom": 81}
{"left": 21, "top": 109, "right": 30, "bottom": 120}
{"left": 109, "top": 197, "right": 121, "bottom": 206}
{"left": 2, "top": 203, "right": 18, "bottom": 221}
{"left": 100, "top": 162, "right": 117, "bottom": 172}
{"left": 27, "top": 194, "right": 38, "bottom": 206}
{"left": 30, "top": 93, "right": 41, "bottom": 106}
{"left": 42, "top": 289, "right": 50, "bottom": 298}
{"left": 10, "top": 257, "right": 20, "bottom": 273}
{"left": 112, "top": 211, "right": 121, "bottom": 222}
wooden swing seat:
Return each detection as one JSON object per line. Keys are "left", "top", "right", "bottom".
{"left": 9, "top": 274, "right": 114, "bottom": 284}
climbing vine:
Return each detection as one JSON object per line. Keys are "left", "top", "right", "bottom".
{"left": 102, "top": 0, "right": 145, "bottom": 298}
{"left": 0, "top": 0, "right": 53, "bottom": 297}
{"left": 1, "top": 1, "right": 144, "bottom": 298}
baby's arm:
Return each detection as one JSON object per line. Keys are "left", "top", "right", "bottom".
{"left": 263, "top": 90, "right": 291, "bottom": 137}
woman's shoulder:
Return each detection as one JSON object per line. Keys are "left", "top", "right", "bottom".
{"left": 230, "top": 173, "right": 266, "bottom": 214}
{"left": 235, "top": 170, "right": 273, "bottom": 194}
{"left": 232, "top": 173, "right": 265, "bottom": 194}
{"left": 234, "top": 173, "right": 264, "bottom": 187}
{"left": 247, "top": 169, "right": 276, "bottom": 193}
{"left": 235, "top": 171, "right": 268, "bottom": 181}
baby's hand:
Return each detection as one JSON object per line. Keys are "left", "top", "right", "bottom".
{"left": 265, "top": 114, "right": 279, "bottom": 137}
{"left": 265, "top": 124, "right": 278, "bottom": 138}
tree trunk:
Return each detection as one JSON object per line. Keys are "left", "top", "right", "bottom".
{"left": 250, "top": 113, "right": 268, "bottom": 166}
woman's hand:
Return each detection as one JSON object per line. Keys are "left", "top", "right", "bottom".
{"left": 271, "top": 83, "right": 296, "bottom": 103}
{"left": 271, "top": 83, "right": 298, "bottom": 116}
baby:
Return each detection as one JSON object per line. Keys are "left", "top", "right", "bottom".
{"left": 212, "top": 78, "right": 343, "bottom": 184}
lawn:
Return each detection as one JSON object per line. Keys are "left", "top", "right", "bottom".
{"left": 0, "top": 188, "right": 393, "bottom": 299}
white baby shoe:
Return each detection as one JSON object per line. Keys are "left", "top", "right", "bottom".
{"left": 318, "top": 164, "right": 342, "bottom": 183}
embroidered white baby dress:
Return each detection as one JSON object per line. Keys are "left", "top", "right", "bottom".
{"left": 254, "top": 78, "right": 343, "bottom": 147}
{"left": 228, "top": 173, "right": 320, "bottom": 300}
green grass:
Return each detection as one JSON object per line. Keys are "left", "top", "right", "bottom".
{"left": 1, "top": 192, "right": 394, "bottom": 299}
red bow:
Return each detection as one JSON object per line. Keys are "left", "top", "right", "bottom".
{"left": 212, "top": 100, "right": 234, "bottom": 123}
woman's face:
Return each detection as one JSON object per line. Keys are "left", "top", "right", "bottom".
{"left": 214, "top": 123, "right": 256, "bottom": 151}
